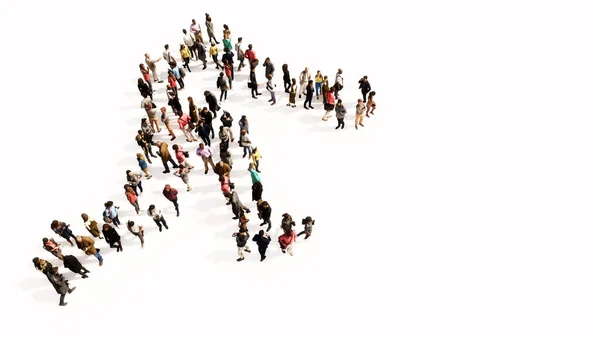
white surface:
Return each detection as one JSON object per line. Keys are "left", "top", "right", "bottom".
{"left": 2, "top": 0, "right": 600, "bottom": 336}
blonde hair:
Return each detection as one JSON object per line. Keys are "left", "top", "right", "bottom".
{"left": 136, "top": 153, "right": 146, "bottom": 160}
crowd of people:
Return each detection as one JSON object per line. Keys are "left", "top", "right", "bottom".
{"left": 32, "top": 13, "right": 376, "bottom": 306}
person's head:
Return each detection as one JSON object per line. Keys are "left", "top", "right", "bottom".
{"left": 199, "top": 143, "right": 205, "bottom": 149}
{"left": 242, "top": 115, "right": 247, "bottom": 121}
{"left": 137, "top": 78, "right": 144, "bottom": 86}
{"left": 248, "top": 44, "right": 253, "bottom": 50}
{"left": 252, "top": 147, "right": 258, "bottom": 154}
{"left": 76, "top": 236, "right": 82, "bottom": 242}
{"left": 126, "top": 170, "right": 131, "bottom": 176}
{"left": 187, "top": 96, "right": 193, "bottom": 103}
{"left": 192, "top": 19, "right": 196, "bottom": 24}
{"left": 164, "top": 44, "right": 169, "bottom": 50}
{"left": 103, "top": 224, "right": 110, "bottom": 231}
{"left": 282, "top": 64, "right": 288, "bottom": 71}
{"left": 166, "top": 83, "right": 172, "bottom": 89}
{"left": 304, "top": 67, "right": 308, "bottom": 72}
{"left": 180, "top": 44, "right": 185, "bottom": 50}
{"left": 171, "top": 144, "right": 177, "bottom": 150}
{"left": 144, "top": 53, "right": 149, "bottom": 58}
{"left": 224, "top": 24, "right": 229, "bottom": 29}
{"left": 149, "top": 204, "right": 156, "bottom": 211}
{"left": 164, "top": 184, "right": 171, "bottom": 191}
{"left": 81, "top": 213, "right": 88, "bottom": 221}
{"left": 42, "top": 238, "right": 48, "bottom": 244}
{"left": 358, "top": 98, "right": 363, "bottom": 104}
{"left": 282, "top": 213, "right": 290, "bottom": 219}
{"left": 141, "top": 117, "right": 148, "bottom": 124}
{"left": 219, "top": 125, "right": 224, "bottom": 132}
{"left": 211, "top": 42, "right": 215, "bottom": 46}
{"left": 317, "top": 70, "right": 321, "bottom": 74}
{"left": 249, "top": 162, "right": 255, "bottom": 169}
{"left": 267, "top": 74, "right": 272, "bottom": 79}
{"left": 302, "top": 216, "right": 313, "bottom": 224}
{"left": 136, "top": 153, "right": 145, "bottom": 160}
{"left": 182, "top": 29, "right": 187, "bottom": 34}
{"left": 137, "top": 130, "right": 143, "bottom": 135}
{"left": 207, "top": 15, "right": 212, "bottom": 21}
{"left": 32, "top": 257, "right": 39, "bottom": 265}
{"left": 160, "top": 107, "right": 167, "bottom": 113}
{"left": 219, "top": 71, "right": 224, "bottom": 77}
{"left": 369, "top": 91, "right": 376, "bottom": 97}
{"left": 124, "top": 184, "right": 130, "bottom": 190}
{"left": 238, "top": 37, "right": 242, "bottom": 42}
{"left": 308, "top": 80, "right": 313, "bottom": 86}
{"left": 106, "top": 201, "right": 114, "bottom": 207}
{"left": 324, "top": 75, "right": 328, "bottom": 80}
{"left": 258, "top": 229, "right": 265, "bottom": 236}
{"left": 178, "top": 164, "right": 184, "bottom": 169}
{"left": 241, "top": 129, "right": 247, "bottom": 135}
{"left": 204, "top": 91, "right": 209, "bottom": 96}
{"left": 338, "top": 68, "right": 343, "bottom": 74}
{"left": 363, "top": 75, "right": 368, "bottom": 80}
{"left": 265, "top": 57, "right": 270, "bottom": 62}
{"left": 337, "top": 99, "right": 342, "bottom": 104}
{"left": 139, "top": 63, "right": 145, "bottom": 70}
{"left": 51, "top": 220, "right": 59, "bottom": 228}
{"left": 292, "top": 78, "right": 296, "bottom": 85}
{"left": 127, "top": 220, "right": 135, "bottom": 228}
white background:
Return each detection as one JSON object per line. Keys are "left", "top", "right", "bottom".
{"left": 1, "top": 0, "right": 599, "bottom": 335}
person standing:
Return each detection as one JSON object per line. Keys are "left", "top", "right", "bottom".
{"left": 196, "top": 119, "right": 212, "bottom": 146}
{"left": 334, "top": 68, "right": 344, "bottom": 99}
{"left": 222, "top": 24, "right": 233, "bottom": 51}
{"left": 81, "top": 213, "right": 103, "bottom": 239}
{"left": 366, "top": 91, "right": 377, "bottom": 117}
{"left": 263, "top": 57, "right": 274, "bottom": 80}
{"left": 45, "top": 268, "right": 76, "bottom": 306}
{"left": 299, "top": 67, "right": 311, "bottom": 98}
{"left": 257, "top": 200, "right": 272, "bottom": 231}
{"left": 136, "top": 153, "right": 152, "bottom": 179}
{"left": 304, "top": 80, "right": 315, "bottom": 110}
{"left": 195, "top": 38, "right": 207, "bottom": 69}
{"left": 244, "top": 44, "right": 258, "bottom": 68}
{"left": 75, "top": 235, "right": 103, "bottom": 266}
{"left": 252, "top": 230, "right": 271, "bottom": 261}
{"left": 162, "top": 184, "right": 180, "bottom": 217}
{"left": 298, "top": 216, "right": 315, "bottom": 239}
{"left": 103, "top": 201, "right": 121, "bottom": 227}
{"left": 144, "top": 53, "right": 163, "bottom": 83}
{"left": 358, "top": 76, "right": 371, "bottom": 102}
{"left": 240, "top": 129, "right": 253, "bottom": 158}
{"left": 136, "top": 129, "right": 157, "bottom": 163}
{"left": 174, "top": 164, "right": 192, "bottom": 192}
{"left": 154, "top": 140, "right": 179, "bottom": 173}
{"left": 163, "top": 44, "right": 176, "bottom": 64}
{"left": 138, "top": 78, "right": 152, "bottom": 100}
{"left": 266, "top": 74, "right": 276, "bottom": 105}
{"left": 182, "top": 29, "right": 197, "bottom": 60}
{"left": 322, "top": 76, "right": 330, "bottom": 107}
{"left": 42, "top": 237, "right": 64, "bottom": 260}
{"left": 179, "top": 44, "right": 192, "bottom": 72}
{"left": 217, "top": 72, "right": 229, "bottom": 102}
{"left": 287, "top": 78, "right": 297, "bottom": 108}
{"left": 148, "top": 204, "right": 169, "bottom": 231}
{"left": 50, "top": 220, "right": 76, "bottom": 246}
{"left": 126, "top": 170, "right": 144, "bottom": 196}
{"left": 204, "top": 90, "right": 220, "bottom": 117}
{"left": 238, "top": 115, "right": 250, "bottom": 140}
{"left": 221, "top": 47, "right": 235, "bottom": 81}
{"left": 102, "top": 224, "right": 123, "bottom": 252}
{"left": 278, "top": 230, "right": 297, "bottom": 256}
{"left": 196, "top": 143, "right": 216, "bottom": 174}
{"left": 62, "top": 255, "right": 90, "bottom": 279}
{"left": 124, "top": 184, "right": 141, "bottom": 214}
{"left": 224, "top": 60, "right": 233, "bottom": 90}
{"left": 233, "top": 230, "right": 251, "bottom": 262}
{"left": 220, "top": 110, "right": 235, "bottom": 141}
{"left": 315, "top": 70, "right": 324, "bottom": 99}
{"left": 219, "top": 141, "right": 233, "bottom": 167}
{"left": 127, "top": 220, "right": 144, "bottom": 248}
{"left": 226, "top": 190, "right": 251, "bottom": 219}
{"left": 200, "top": 106, "right": 215, "bottom": 139}
{"left": 355, "top": 98, "right": 366, "bottom": 129}
{"left": 190, "top": 19, "right": 205, "bottom": 45}
{"left": 205, "top": 14, "right": 220, "bottom": 44}
{"left": 249, "top": 66, "right": 260, "bottom": 99}
{"left": 322, "top": 88, "right": 335, "bottom": 121}
{"left": 334, "top": 99, "right": 347, "bottom": 129}
{"left": 249, "top": 163, "right": 263, "bottom": 202}
{"left": 282, "top": 64, "right": 291, "bottom": 93}
{"left": 235, "top": 37, "right": 245, "bottom": 71}
{"left": 141, "top": 94, "right": 160, "bottom": 133}
{"left": 215, "top": 160, "right": 232, "bottom": 178}
{"left": 169, "top": 62, "right": 186, "bottom": 89}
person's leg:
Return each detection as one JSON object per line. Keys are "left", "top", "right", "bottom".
{"left": 237, "top": 247, "right": 244, "bottom": 260}
{"left": 173, "top": 199, "right": 179, "bottom": 216}
{"left": 202, "top": 157, "right": 209, "bottom": 172}
{"left": 220, "top": 90, "right": 225, "bottom": 102}
{"left": 224, "top": 90, "right": 227, "bottom": 101}
{"left": 162, "top": 161, "right": 170, "bottom": 173}
{"left": 154, "top": 219, "right": 163, "bottom": 231}
{"left": 59, "top": 293, "right": 67, "bottom": 306}
{"left": 341, "top": 118, "right": 345, "bottom": 129}
{"left": 255, "top": 160, "right": 260, "bottom": 172}
{"left": 208, "top": 156, "right": 216, "bottom": 169}
{"left": 170, "top": 158, "right": 178, "bottom": 168}
{"left": 138, "top": 181, "right": 143, "bottom": 193}
{"left": 93, "top": 252, "right": 103, "bottom": 265}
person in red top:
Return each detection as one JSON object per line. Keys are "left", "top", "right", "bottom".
{"left": 177, "top": 111, "right": 198, "bottom": 142}
{"left": 162, "top": 184, "right": 180, "bottom": 217}
{"left": 244, "top": 44, "right": 258, "bottom": 68}
{"left": 278, "top": 230, "right": 297, "bottom": 256}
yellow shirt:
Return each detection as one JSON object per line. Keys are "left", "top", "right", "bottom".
{"left": 252, "top": 149, "right": 261, "bottom": 164}
{"left": 315, "top": 74, "right": 323, "bottom": 83}
{"left": 180, "top": 46, "right": 191, "bottom": 59}
{"left": 210, "top": 46, "right": 218, "bottom": 56}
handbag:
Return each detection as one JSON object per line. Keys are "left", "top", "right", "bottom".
{"left": 151, "top": 102, "right": 157, "bottom": 108}
{"left": 247, "top": 81, "right": 252, "bottom": 88}
{"left": 183, "top": 151, "right": 189, "bottom": 158}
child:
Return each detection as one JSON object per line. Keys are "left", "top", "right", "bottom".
{"left": 127, "top": 220, "right": 145, "bottom": 248}
{"left": 298, "top": 216, "right": 315, "bottom": 239}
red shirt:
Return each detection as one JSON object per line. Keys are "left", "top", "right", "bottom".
{"left": 244, "top": 49, "right": 257, "bottom": 61}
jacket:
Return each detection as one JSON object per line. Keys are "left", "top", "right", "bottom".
{"left": 359, "top": 79, "right": 371, "bottom": 93}
{"left": 236, "top": 232, "right": 249, "bottom": 247}
{"left": 163, "top": 187, "right": 178, "bottom": 201}
{"left": 196, "top": 123, "right": 211, "bottom": 138}
{"left": 335, "top": 104, "right": 347, "bottom": 119}
{"left": 215, "top": 162, "right": 231, "bottom": 176}
{"left": 103, "top": 226, "right": 121, "bottom": 245}
{"left": 252, "top": 233, "right": 271, "bottom": 250}
{"left": 200, "top": 110, "right": 213, "bottom": 124}
{"left": 221, "top": 52, "right": 235, "bottom": 66}
{"left": 205, "top": 92, "right": 219, "bottom": 109}
{"left": 53, "top": 222, "right": 73, "bottom": 239}
{"left": 238, "top": 119, "right": 249, "bottom": 133}
{"left": 263, "top": 61, "right": 274, "bottom": 78}
{"left": 77, "top": 236, "right": 97, "bottom": 255}
{"left": 220, "top": 113, "right": 233, "bottom": 127}
{"left": 180, "top": 45, "right": 191, "bottom": 59}
{"left": 258, "top": 203, "right": 272, "bottom": 219}
{"left": 158, "top": 142, "right": 172, "bottom": 162}
{"left": 46, "top": 272, "right": 69, "bottom": 295}
{"left": 62, "top": 255, "right": 83, "bottom": 273}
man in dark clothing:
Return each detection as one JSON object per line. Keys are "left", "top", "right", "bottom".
{"left": 162, "top": 184, "right": 180, "bottom": 216}
{"left": 221, "top": 48, "right": 235, "bottom": 80}
{"left": 226, "top": 191, "right": 250, "bottom": 219}
{"left": 204, "top": 90, "right": 220, "bottom": 118}
{"left": 358, "top": 75, "right": 371, "bottom": 102}
{"left": 46, "top": 268, "right": 76, "bottom": 306}
{"left": 263, "top": 57, "right": 274, "bottom": 80}
{"left": 62, "top": 255, "right": 90, "bottom": 278}
{"left": 257, "top": 200, "right": 273, "bottom": 231}
{"left": 199, "top": 107, "right": 215, "bottom": 139}
{"left": 252, "top": 230, "right": 271, "bottom": 261}
{"left": 234, "top": 230, "right": 251, "bottom": 261}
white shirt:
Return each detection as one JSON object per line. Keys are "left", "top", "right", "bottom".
{"left": 183, "top": 34, "right": 195, "bottom": 47}
{"left": 141, "top": 97, "right": 153, "bottom": 111}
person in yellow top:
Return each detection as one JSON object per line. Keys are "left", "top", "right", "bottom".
{"left": 209, "top": 42, "right": 223, "bottom": 69}
{"left": 179, "top": 44, "right": 192, "bottom": 72}
{"left": 315, "top": 70, "right": 323, "bottom": 100}
{"left": 251, "top": 147, "right": 262, "bottom": 173}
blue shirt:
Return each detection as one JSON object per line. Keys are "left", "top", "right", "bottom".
{"left": 249, "top": 169, "right": 261, "bottom": 184}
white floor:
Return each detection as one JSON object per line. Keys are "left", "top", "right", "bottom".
{"left": 3, "top": 0, "right": 600, "bottom": 336}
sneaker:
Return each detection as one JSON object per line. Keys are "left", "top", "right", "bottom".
{"left": 260, "top": 256, "right": 266, "bottom": 261}
{"left": 59, "top": 302, "right": 68, "bottom": 306}
{"left": 244, "top": 248, "right": 251, "bottom": 253}
{"left": 237, "top": 257, "right": 245, "bottom": 262}
{"left": 99, "top": 261, "right": 103, "bottom": 266}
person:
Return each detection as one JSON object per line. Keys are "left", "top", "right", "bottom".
{"left": 282, "top": 64, "right": 291, "bottom": 93}
{"left": 196, "top": 143, "right": 216, "bottom": 174}
{"left": 226, "top": 190, "right": 251, "bottom": 220}
{"left": 163, "top": 44, "right": 177, "bottom": 64}
{"left": 177, "top": 111, "right": 198, "bottom": 142}
{"left": 162, "top": 184, "right": 180, "bottom": 216}
{"left": 217, "top": 71, "right": 229, "bottom": 102}
{"left": 174, "top": 164, "right": 192, "bottom": 191}
{"left": 366, "top": 91, "right": 377, "bottom": 117}
{"left": 244, "top": 44, "right": 258, "bottom": 68}
{"left": 233, "top": 230, "right": 251, "bottom": 261}
{"left": 334, "top": 99, "right": 347, "bottom": 130}
{"left": 240, "top": 129, "right": 253, "bottom": 158}
{"left": 278, "top": 230, "right": 297, "bottom": 256}
{"left": 154, "top": 140, "right": 179, "bottom": 173}
{"left": 334, "top": 68, "right": 344, "bottom": 99}
{"left": 298, "top": 216, "right": 315, "bottom": 239}
{"left": 315, "top": 70, "right": 324, "bottom": 99}
{"left": 205, "top": 14, "right": 220, "bottom": 44}
{"left": 322, "top": 88, "right": 335, "bottom": 120}
{"left": 126, "top": 170, "right": 144, "bottom": 196}
{"left": 124, "top": 184, "right": 140, "bottom": 214}
{"left": 144, "top": 53, "right": 163, "bottom": 83}
{"left": 42, "top": 238, "right": 64, "bottom": 260}
{"left": 136, "top": 127, "right": 157, "bottom": 163}
{"left": 219, "top": 174, "right": 233, "bottom": 204}
{"left": 249, "top": 65, "right": 259, "bottom": 99}
{"left": 263, "top": 57, "right": 274, "bottom": 79}
{"left": 148, "top": 204, "right": 169, "bottom": 231}
{"left": 209, "top": 42, "right": 223, "bottom": 69}
{"left": 219, "top": 141, "right": 233, "bottom": 167}
{"left": 287, "top": 78, "right": 297, "bottom": 108}
{"left": 355, "top": 98, "right": 366, "bottom": 129}
{"left": 358, "top": 75, "right": 371, "bottom": 102}
{"left": 136, "top": 153, "right": 152, "bottom": 179}
{"left": 238, "top": 210, "right": 250, "bottom": 233}
{"left": 204, "top": 90, "right": 220, "bottom": 117}
{"left": 266, "top": 74, "right": 276, "bottom": 105}
{"left": 215, "top": 160, "right": 232, "bottom": 178}
{"left": 102, "top": 224, "right": 123, "bottom": 252}
{"left": 299, "top": 67, "right": 310, "bottom": 98}
{"left": 32, "top": 257, "right": 57, "bottom": 275}
{"left": 224, "top": 60, "right": 233, "bottom": 90}
{"left": 251, "top": 147, "right": 262, "bottom": 173}
{"left": 190, "top": 19, "right": 204, "bottom": 44}
{"left": 304, "top": 80, "right": 314, "bottom": 110}
{"left": 172, "top": 144, "right": 193, "bottom": 170}
{"left": 249, "top": 163, "right": 263, "bottom": 202}
{"left": 195, "top": 38, "right": 207, "bottom": 69}
{"left": 103, "top": 201, "right": 121, "bottom": 227}
{"left": 281, "top": 213, "right": 296, "bottom": 234}
{"left": 75, "top": 236, "right": 103, "bottom": 266}
{"left": 127, "top": 220, "right": 144, "bottom": 248}
{"left": 257, "top": 200, "right": 272, "bottom": 231}
{"left": 199, "top": 106, "right": 215, "bottom": 139}
{"left": 138, "top": 78, "right": 152, "bottom": 100}
{"left": 50, "top": 220, "right": 76, "bottom": 246}
{"left": 159, "top": 108, "right": 177, "bottom": 141}
{"left": 45, "top": 267, "right": 76, "bottom": 306}
{"left": 182, "top": 28, "right": 197, "bottom": 60}
{"left": 179, "top": 44, "right": 192, "bottom": 72}
{"left": 235, "top": 37, "right": 245, "bottom": 71}
{"left": 220, "top": 110, "right": 235, "bottom": 141}
{"left": 62, "top": 255, "right": 90, "bottom": 278}
{"left": 221, "top": 47, "right": 235, "bottom": 81}
{"left": 252, "top": 230, "right": 271, "bottom": 261}
{"left": 196, "top": 119, "right": 212, "bottom": 146}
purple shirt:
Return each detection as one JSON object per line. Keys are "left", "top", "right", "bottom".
{"left": 196, "top": 147, "right": 212, "bottom": 158}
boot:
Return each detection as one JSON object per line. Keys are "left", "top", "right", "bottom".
{"left": 68, "top": 287, "right": 76, "bottom": 294}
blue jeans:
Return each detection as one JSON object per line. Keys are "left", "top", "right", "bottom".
{"left": 315, "top": 82, "right": 322, "bottom": 96}
{"left": 270, "top": 91, "right": 276, "bottom": 102}
{"left": 93, "top": 252, "right": 103, "bottom": 262}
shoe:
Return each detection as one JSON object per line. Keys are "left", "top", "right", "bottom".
{"left": 259, "top": 223, "right": 265, "bottom": 226}
{"left": 260, "top": 256, "right": 265, "bottom": 261}
{"left": 60, "top": 302, "right": 68, "bottom": 306}
{"left": 244, "top": 248, "right": 251, "bottom": 253}
{"left": 292, "top": 105, "right": 296, "bottom": 108}
{"left": 159, "top": 227, "right": 162, "bottom": 232}
{"left": 281, "top": 249, "right": 286, "bottom": 253}
{"left": 286, "top": 103, "right": 290, "bottom": 106}
{"left": 204, "top": 169, "right": 208, "bottom": 174}
{"left": 289, "top": 251, "right": 294, "bottom": 256}
{"left": 335, "top": 126, "right": 340, "bottom": 129}
{"left": 310, "top": 106, "right": 314, "bottom": 109}
{"left": 176, "top": 211, "right": 179, "bottom": 217}
{"left": 164, "top": 225, "right": 169, "bottom": 229}
{"left": 158, "top": 80, "right": 164, "bottom": 83}
{"left": 268, "top": 99, "right": 273, "bottom": 102}
{"left": 96, "top": 248, "right": 101, "bottom": 252}
{"left": 237, "top": 257, "right": 244, "bottom": 262}
{"left": 146, "top": 175, "right": 152, "bottom": 179}
{"left": 355, "top": 125, "right": 358, "bottom": 129}
{"left": 360, "top": 123, "right": 364, "bottom": 127}
{"left": 99, "top": 261, "right": 103, "bottom": 266}
{"left": 257, "top": 93, "right": 262, "bottom": 95}
{"left": 252, "top": 96, "right": 257, "bottom": 99}
{"left": 232, "top": 217, "right": 239, "bottom": 220}
{"left": 82, "top": 274, "right": 88, "bottom": 278}
{"left": 271, "top": 102, "right": 275, "bottom": 106}
{"left": 163, "top": 170, "right": 169, "bottom": 174}
{"left": 305, "top": 107, "right": 309, "bottom": 110}
{"left": 256, "top": 170, "right": 261, "bottom": 173}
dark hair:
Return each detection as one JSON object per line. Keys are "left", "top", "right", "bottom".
{"left": 137, "top": 78, "right": 144, "bottom": 86}
{"left": 51, "top": 220, "right": 59, "bottom": 228}
{"left": 248, "top": 44, "right": 252, "bottom": 49}
{"left": 224, "top": 24, "right": 229, "bottom": 29}
{"left": 238, "top": 37, "right": 242, "bottom": 42}
{"left": 337, "top": 99, "right": 342, "bottom": 103}
{"left": 183, "top": 29, "right": 187, "bottom": 34}
{"left": 282, "top": 64, "right": 288, "bottom": 71}
{"left": 124, "top": 184, "right": 130, "bottom": 190}
{"left": 149, "top": 204, "right": 155, "bottom": 210}
{"left": 126, "top": 170, "right": 131, "bottom": 175}
{"left": 164, "top": 44, "right": 169, "bottom": 49}
{"left": 259, "top": 230, "right": 264, "bottom": 236}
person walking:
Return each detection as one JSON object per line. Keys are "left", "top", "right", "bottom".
{"left": 177, "top": 111, "right": 198, "bottom": 142}
{"left": 199, "top": 107, "right": 215, "bottom": 139}
{"left": 126, "top": 170, "right": 144, "bottom": 196}
{"left": 240, "top": 129, "right": 253, "bottom": 158}
{"left": 124, "top": 184, "right": 141, "bottom": 214}
{"left": 154, "top": 140, "right": 179, "bottom": 173}
{"left": 174, "top": 164, "right": 192, "bottom": 191}
{"left": 32, "top": 257, "right": 58, "bottom": 275}
{"left": 321, "top": 88, "right": 335, "bottom": 121}
{"left": 162, "top": 184, "right": 180, "bottom": 217}
{"left": 195, "top": 38, "right": 207, "bottom": 69}
{"left": 144, "top": 53, "right": 163, "bottom": 83}
{"left": 249, "top": 65, "right": 259, "bottom": 99}
{"left": 45, "top": 268, "right": 76, "bottom": 306}
{"left": 298, "top": 67, "right": 310, "bottom": 99}
{"left": 266, "top": 74, "right": 276, "bottom": 105}
{"left": 233, "top": 230, "right": 251, "bottom": 261}
{"left": 281, "top": 213, "right": 296, "bottom": 234}
{"left": 234, "top": 37, "right": 246, "bottom": 71}
{"left": 298, "top": 216, "right": 315, "bottom": 239}
{"left": 136, "top": 153, "right": 152, "bottom": 179}
{"left": 278, "top": 230, "right": 297, "bottom": 256}
{"left": 238, "top": 115, "right": 249, "bottom": 141}
{"left": 220, "top": 110, "right": 235, "bottom": 141}
{"left": 148, "top": 204, "right": 169, "bottom": 231}
{"left": 190, "top": 19, "right": 205, "bottom": 45}
{"left": 159, "top": 107, "right": 177, "bottom": 141}
{"left": 221, "top": 47, "right": 235, "bottom": 80}
{"left": 304, "top": 80, "right": 315, "bottom": 110}
{"left": 257, "top": 200, "right": 272, "bottom": 231}
{"left": 81, "top": 213, "right": 103, "bottom": 239}
{"left": 355, "top": 98, "right": 366, "bottom": 129}
{"left": 217, "top": 72, "right": 229, "bottom": 102}
{"left": 358, "top": 75, "right": 371, "bottom": 102}
{"left": 251, "top": 147, "right": 262, "bottom": 173}
{"left": 196, "top": 142, "right": 216, "bottom": 174}
{"left": 62, "top": 255, "right": 90, "bottom": 279}
{"left": 334, "top": 99, "right": 347, "bottom": 129}
{"left": 282, "top": 64, "right": 291, "bottom": 93}
{"left": 195, "top": 119, "right": 212, "bottom": 146}
{"left": 182, "top": 29, "right": 197, "bottom": 60}
{"left": 224, "top": 60, "right": 233, "bottom": 90}
{"left": 315, "top": 70, "right": 324, "bottom": 99}
{"left": 141, "top": 94, "right": 160, "bottom": 132}
{"left": 287, "top": 78, "right": 297, "bottom": 107}
{"left": 249, "top": 163, "right": 263, "bottom": 202}
{"left": 103, "top": 201, "right": 121, "bottom": 228}
{"left": 252, "top": 230, "right": 271, "bottom": 261}
{"left": 163, "top": 44, "right": 177, "bottom": 64}
{"left": 102, "top": 224, "right": 123, "bottom": 252}
{"left": 42, "top": 237, "right": 64, "bottom": 260}
{"left": 204, "top": 90, "right": 220, "bottom": 118}
{"left": 209, "top": 42, "right": 223, "bottom": 69}
{"left": 136, "top": 129, "right": 157, "bottom": 163}
{"left": 244, "top": 44, "right": 258, "bottom": 68}
{"left": 127, "top": 220, "right": 145, "bottom": 248}
{"left": 179, "top": 44, "right": 192, "bottom": 72}
{"left": 205, "top": 14, "right": 220, "bottom": 44}
{"left": 75, "top": 235, "right": 103, "bottom": 266}
{"left": 215, "top": 160, "right": 232, "bottom": 178}
{"left": 366, "top": 91, "right": 377, "bottom": 117}
{"left": 168, "top": 62, "right": 186, "bottom": 89}
{"left": 138, "top": 78, "right": 152, "bottom": 100}
{"left": 50, "top": 220, "right": 76, "bottom": 246}
{"left": 219, "top": 141, "right": 233, "bottom": 167}
{"left": 172, "top": 144, "right": 194, "bottom": 169}
{"left": 226, "top": 190, "right": 251, "bottom": 220}
{"left": 263, "top": 57, "right": 274, "bottom": 80}
{"left": 334, "top": 68, "right": 344, "bottom": 99}
{"left": 222, "top": 24, "right": 233, "bottom": 51}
